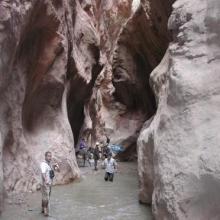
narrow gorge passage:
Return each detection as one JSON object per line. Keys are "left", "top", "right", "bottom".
{"left": 1, "top": 163, "right": 152, "bottom": 220}
{"left": 1, "top": 0, "right": 205, "bottom": 219}
{"left": 0, "top": 0, "right": 219, "bottom": 219}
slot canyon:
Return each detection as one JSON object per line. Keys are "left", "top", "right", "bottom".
{"left": 0, "top": 0, "right": 220, "bottom": 219}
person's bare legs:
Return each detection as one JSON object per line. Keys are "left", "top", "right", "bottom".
{"left": 41, "top": 200, "right": 44, "bottom": 213}
{"left": 43, "top": 200, "right": 49, "bottom": 217}
{"left": 42, "top": 185, "right": 51, "bottom": 217}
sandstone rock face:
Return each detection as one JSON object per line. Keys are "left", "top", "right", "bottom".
{"left": 0, "top": 0, "right": 165, "bottom": 202}
{"left": 0, "top": 0, "right": 85, "bottom": 209}
{"left": 2, "top": 0, "right": 219, "bottom": 219}
{"left": 0, "top": 0, "right": 171, "bottom": 210}
{"left": 80, "top": 0, "right": 172, "bottom": 159}
{"left": 138, "top": 0, "right": 220, "bottom": 219}
{"left": 0, "top": 0, "right": 161, "bottom": 211}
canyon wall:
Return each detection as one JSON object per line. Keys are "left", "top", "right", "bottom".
{"left": 0, "top": 0, "right": 169, "bottom": 209}
{"left": 1, "top": 0, "right": 220, "bottom": 219}
{"left": 0, "top": 0, "right": 86, "bottom": 210}
{"left": 138, "top": 0, "right": 220, "bottom": 219}
{"left": 0, "top": 0, "right": 161, "bottom": 211}
{"left": 80, "top": 0, "right": 173, "bottom": 161}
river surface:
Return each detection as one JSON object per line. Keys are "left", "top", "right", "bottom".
{"left": 1, "top": 162, "right": 152, "bottom": 220}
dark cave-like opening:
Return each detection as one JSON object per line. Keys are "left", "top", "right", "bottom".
{"left": 112, "top": 49, "right": 157, "bottom": 161}
{"left": 113, "top": 51, "right": 157, "bottom": 118}
{"left": 67, "top": 78, "right": 85, "bottom": 146}
{"left": 66, "top": 0, "right": 175, "bottom": 151}
{"left": 66, "top": 45, "right": 103, "bottom": 147}
{"left": 67, "top": 78, "right": 86, "bottom": 146}
{"left": 111, "top": 0, "right": 175, "bottom": 161}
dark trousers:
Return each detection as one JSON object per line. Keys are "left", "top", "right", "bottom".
{"left": 104, "top": 172, "right": 114, "bottom": 182}
{"left": 94, "top": 159, "right": 98, "bottom": 170}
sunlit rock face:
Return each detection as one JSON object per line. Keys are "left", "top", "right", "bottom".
{"left": 138, "top": 0, "right": 220, "bottom": 219}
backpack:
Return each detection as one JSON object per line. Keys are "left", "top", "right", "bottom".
{"left": 49, "top": 169, "right": 55, "bottom": 179}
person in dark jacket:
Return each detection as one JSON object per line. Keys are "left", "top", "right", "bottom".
{"left": 93, "top": 142, "right": 100, "bottom": 170}
{"left": 102, "top": 137, "right": 112, "bottom": 159}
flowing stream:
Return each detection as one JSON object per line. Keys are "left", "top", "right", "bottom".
{"left": 1, "top": 162, "right": 152, "bottom": 220}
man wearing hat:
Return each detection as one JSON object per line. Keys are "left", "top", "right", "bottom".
{"left": 93, "top": 142, "right": 100, "bottom": 170}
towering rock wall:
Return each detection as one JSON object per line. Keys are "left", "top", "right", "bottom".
{"left": 2, "top": 0, "right": 219, "bottom": 219}
{"left": 0, "top": 0, "right": 85, "bottom": 210}
{"left": 0, "top": 0, "right": 169, "bottom": 209}
{"left": 1, "top": 0, "right": 160, "bottom": 211}
{"left": 138, "top": 0, "right": 220, "bottom": 219}
{"left": 81, "top": 0, "right": 172, "bottom": 160}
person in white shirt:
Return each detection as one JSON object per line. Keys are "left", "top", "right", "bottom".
{"left": 40, "top": 151, "right": 59, "bottom": 217}
{"left": 103, "top": 153, "right": 117, "bottom": 182}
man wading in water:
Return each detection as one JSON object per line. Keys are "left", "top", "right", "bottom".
{"left": 40, "top": 151, "right": 59, "bottom": 217}
{"left": 103, "top": 153, "right": 117, "bottom": 182}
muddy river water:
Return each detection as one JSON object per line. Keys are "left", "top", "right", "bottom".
{"left": 1, "top": 162, "right": 152, "bottom": 220}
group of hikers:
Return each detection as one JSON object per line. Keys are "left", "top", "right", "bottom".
{"left": 40, "top": 138, "right": 117, "bottom": 217}
{"left": 76, "top": 137, "right": 114, "bottom": 170}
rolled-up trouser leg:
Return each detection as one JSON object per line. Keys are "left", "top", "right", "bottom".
{"left": 41, "top": 184, "right": 51, "bottom": 216}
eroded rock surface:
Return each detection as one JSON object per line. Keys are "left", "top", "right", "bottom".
{"left": 138, "top": 0, "right": 220, "bottom": 219}
{"left": 0, "top": 0, "right": 162, "bottom": 212}
{"left": 0, "top": 0, "right": 172, "bottom": 213}
{"left": 1, "top": 0, "right": 220, "bottom": 219}
{"left": 81, "top": 0, "right": 171, "bottom": 159}
{"left": 0, "top": 0, "right": 86, "bottom": 209}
